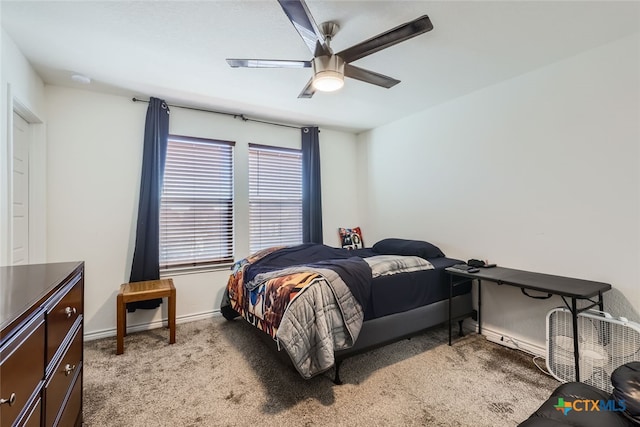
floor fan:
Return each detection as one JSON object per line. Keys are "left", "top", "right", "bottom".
{"left": 546, "top": 307, "right": 640, "bottom": 392}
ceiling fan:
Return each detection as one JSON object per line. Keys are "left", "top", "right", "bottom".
{"left": 226, "top": 0, "right": 433, "bottom": 98}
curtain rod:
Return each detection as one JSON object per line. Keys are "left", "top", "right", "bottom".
{"left": 131, "top": 97, "right": 306, "bottom": 130}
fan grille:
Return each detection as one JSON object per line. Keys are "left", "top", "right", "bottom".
{"left": 546, "top": 308, "right": 640, "bottom": 392}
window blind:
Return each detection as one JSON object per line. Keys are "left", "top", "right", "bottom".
{"left": 160, "top": 135, "right": 234, "bottom": 270}
{"left": 249, "top": 144, "right": 302, "bottom": 253}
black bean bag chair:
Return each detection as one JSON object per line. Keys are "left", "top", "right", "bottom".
{"left": 518, "top": 362, "right": 640, "bottom": 427}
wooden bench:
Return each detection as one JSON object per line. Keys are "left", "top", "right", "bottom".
{"left": 116, "top": 278, "right": 176, "bottom": 355}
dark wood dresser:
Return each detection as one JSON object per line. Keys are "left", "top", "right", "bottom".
{"left": 1, "top": 262, "right": 84, "bottom": 427}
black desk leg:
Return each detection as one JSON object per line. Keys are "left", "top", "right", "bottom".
{"left": 477, "top": 279, "right": 482, "bottom": 335}
{"left": 598, "top": 291, "right": 604, "bottom": 311}
{"left": 449, "top": 275, "right": 453, "bottom": 346}
{"left": 571, "top": 297, "right": 580, "bottom": 382}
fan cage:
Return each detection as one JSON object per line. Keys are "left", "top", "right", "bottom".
{"left": 546, "top": 307, "right": 640, "bottom": 393}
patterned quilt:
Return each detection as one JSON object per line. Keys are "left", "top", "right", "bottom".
{"left": 228, "top": 265, "right": 322, "bottom": 339}
{"left": 223, "top": 244, "right": 373, "bottom": 378}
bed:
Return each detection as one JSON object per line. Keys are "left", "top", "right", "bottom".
{"left": 220, "top": 238, "right": 474, "bottom": 383}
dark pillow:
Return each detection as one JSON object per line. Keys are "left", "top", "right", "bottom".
{"left": 372, "top": 238, "right": 445, "bottom": 259}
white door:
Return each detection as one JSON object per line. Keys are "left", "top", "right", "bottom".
{"left": 12, "top": 111, "right": 29, "bottom": 265}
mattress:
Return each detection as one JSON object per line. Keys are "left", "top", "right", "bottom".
{"left": 363, "top": 256, "right": 471, "bottom": 320}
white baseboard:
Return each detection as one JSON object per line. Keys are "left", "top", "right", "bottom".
{"left": 84, "top": 309, "right": 222, "bottom": 341}
{"left": 478, "top": 324, "right": 546, "bottom": 357}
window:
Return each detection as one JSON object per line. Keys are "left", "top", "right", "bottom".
{"left": 249, "top": 144, "right": 302, "bottom": 253}
{"left": 160, "top": 135, "right": 234, "bottom": 271}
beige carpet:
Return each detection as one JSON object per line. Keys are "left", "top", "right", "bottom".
{"left": 83, "top": 316, "right": 559, "bottom": 426}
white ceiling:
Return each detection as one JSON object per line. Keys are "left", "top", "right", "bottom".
{"left": 2, "top": 1, "right": 639, "bottom": 133}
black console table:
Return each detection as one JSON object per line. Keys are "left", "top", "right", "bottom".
{"left": 445, "top": 266, "right": 611, "bottom": 382}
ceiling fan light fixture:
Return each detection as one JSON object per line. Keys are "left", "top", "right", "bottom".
{"left": 312, "top": 55, "right": 345, "bottom": 92}
{"left": 313, "top": 71, "right": 344, "bottom": 92}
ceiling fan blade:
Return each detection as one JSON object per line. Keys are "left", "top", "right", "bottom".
{"left": 337, "top": 15, "right": 433, "bottom": 63}
{"left": 344, "top": 64, "right": 400, "bottom": 88}
{"left": 298, "top": 77, "right": 316, "bottom": 98}
{"left": 226, "top": 59, "right": 311, "bottom": 68}
{"left": 277, "top": 0, "right": 330, "bottom": 56}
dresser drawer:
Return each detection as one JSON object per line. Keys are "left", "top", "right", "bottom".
{"left": 0, "top": 313, "right": 45, "bottom": 427}
{"left": 46, "top": 274, "right": 83, "bottom": 366}
{"left": 55, "top": 373, "right": 82, "bottom": 427}
{"left": 44, "top": 322, "right": 82, "bottom": 427}
{"left": 15, "top": 396, "right": 41, "bottom": 427}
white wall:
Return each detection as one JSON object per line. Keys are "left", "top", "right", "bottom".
{"left": 44, "top": 87, "right": 360, "bottom": 338}
{"left": 319, "top": 127, "right": 364, "bottom": 240}
{"left": 357, "top": 33, "right": 640, "bottom": 353}
{"left": 0, "top": 28, "right": 47, "bottom": 266}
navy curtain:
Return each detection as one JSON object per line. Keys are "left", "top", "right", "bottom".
{"left": 128, "top": 97, "right": 170, "bottom": 311}
{"left": 301, "top": 126, "right": 323, "bottom": 243}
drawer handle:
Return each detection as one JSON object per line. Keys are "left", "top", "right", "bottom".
{"left": 64, "top": 306, "right": 77, "bottom": 318}
{"left": 0, "top": 393, "right": 16, "bottom": 406}
{"left": 63, "top": 364, "right": 76, "bottom": 376}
